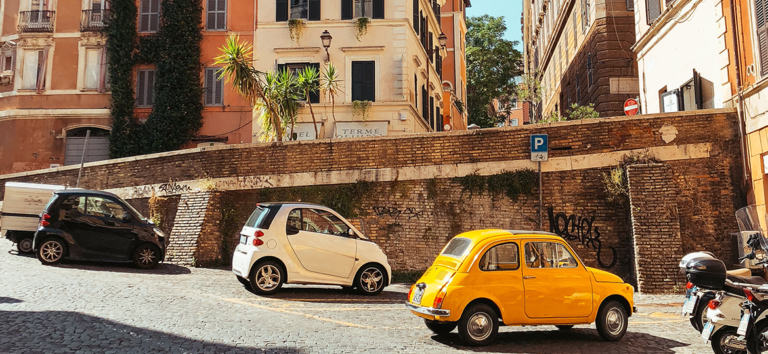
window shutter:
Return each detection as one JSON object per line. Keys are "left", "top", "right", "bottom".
{"left": 429, "top": 34, "right": 434, "bottom": 62}
{"left": 421, "top": 85, "right": 428, "bottom": 121}
{"left": 352, "top": 61, "right": 364, "bottom": 101}
{"left": 217, "top": 0, "right": 226, "bottom": 29}
{"left": 437, "top": 107, "right": 442, "bottom": 131}
{"left": 363, "top": 61, "right": 375, "bottom": 101}
{"left": 277, "top": 63, "right": 287, "bottom": 73}
{"left": 429, "top": 96, "right": 434, "bottom": 130}
{"left": 626, "top": 0, "right": 634, "bottom": 11}
{"left": 205, "top": 68, "right": 214, "bottom": 105}
{"left": 309, "top": 63, "right": 320, "bottom": 103}
{"left": 373, "top": 0, "right": 384, "bottom": 19}
{"left": 646, "top": 0, "right": 660, "bottom": 24}
{"left": 207, "top": 0, "right": 216, "bottom": 29}
{"left": 276, "top": 0, "right": 288, "bottom": 21}
{"left": 309, "top": 0, "right": 321, "bottom": 20}
{"left": 137, "top": 71, "right": 146, "bottom": 106}
{"left": 756, "top": 0, "right": 768, "bottom": 75}
{"left": 150, "top": 0, "right": 159, "bottom": 31}
{"left": 140, "top": 0, "right": 149, "bottom": 31}
{"left": 436, "top": 51, "right": 442, "bottom": 79}
{"left": 147, "top": 70, "right": 155, "bottom": 106}
{"left": 215, "top": 71, "right": 223, "bottom": 105}
{"left": 341, "top": 0, "right": 353, "bottom": 19}
{"left": 413, "top": 0, "right": 419, "bottom": 34}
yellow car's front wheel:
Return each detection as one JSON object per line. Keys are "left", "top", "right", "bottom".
{"left": 458, "top": 303, "right": 499, "bottom": 346}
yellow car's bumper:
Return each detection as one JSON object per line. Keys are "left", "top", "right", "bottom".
{"left": 405, "top": 302, "right": 451, "bottom": 317}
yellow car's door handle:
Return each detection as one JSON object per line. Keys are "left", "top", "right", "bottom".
{"left": 523, "top": 276, "right": 536, "bottom": 279}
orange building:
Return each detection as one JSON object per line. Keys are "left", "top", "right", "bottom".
{"left": 439, "top": 0, "right": 469, "bottom": 131}
{"left": 0, "top": 0, "right": 254, "bottom": 175}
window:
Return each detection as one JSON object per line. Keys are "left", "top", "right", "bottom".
{"left": 291, "top": 0, "right": 308, "bottom": 19}
{"left": 290, "top": 208, "right": 351, "bottom": 236}
{"left": 413, "top": 0, "right": 419, "bottom": 34}
{"left": 645, "top": 0, "right": 661, "bottom": 24}
{"left": 480, "top": 243, "right": 519, "bottom": 271}
{"left": 626, "top": 0, "right": 634, "bottom": 11}
{"left": 510, "top": 119, "right": 519, "bottom": 126}
{"left": 351, "top": 61, "right": 375, "bottom": 102}
{"left": 278, "top": 63, "right": 320, "bottom": 103}
{"left": 22, "top": 49, "right": 46, "bottom": 91}
{"left": 755, "top": 0, "right": 767, "bottom": 76}
{"left": 342, "top": 0, "right": 383, "bottom": 19}
{"left": 245, "top": 205, "right": 280, "bottom": 229}
{"left": 139, "top": 0, "right": 160, "bottom": 32}
{"left": 204, "top": 67, "right": 224, "bottom": 106}
{"left": 524, "top": 242, "right": 578, "bottom": 268}
{"left": 206, "top": 0, "right": 226, "bottom": 30}
{"left": 62, "top": 195, "right": 86, "bottom": 214}
{"left": 136, "top": 69, "right": 155, "bottom": 107}
{"left": 84, "top": 48, "right": 102, "bottom": 90}
{"left": 587, "top": 53, "right": 593, "bottom": 88}
{"left": 441, "top": 237, "right": 471, "bottom": 258}
{"left": 1, "top": 49, "right": 13, "bottom": 73}
{"left": 421, "top": 84, "right": 428, "bottom": 121}
{"left": 582, "top": 0, "right": 590, "bottom": 32}
{"left": 85, "top": 196, "right": 128, "bottom": 220}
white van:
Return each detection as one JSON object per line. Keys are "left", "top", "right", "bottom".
{"left": 1, "top": 182, "right": 64, "bottom": 253}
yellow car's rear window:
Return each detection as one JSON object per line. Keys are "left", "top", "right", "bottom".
{"left": 441, "top": 237, "right": 472, "bottom": 258}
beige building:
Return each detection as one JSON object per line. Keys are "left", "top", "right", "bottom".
{"left": 255, "top": 0, "right": 451, "bottom": 140}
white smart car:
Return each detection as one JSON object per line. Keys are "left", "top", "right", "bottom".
{"left": 232, "top": 203, "right": 392, "bottom": 295}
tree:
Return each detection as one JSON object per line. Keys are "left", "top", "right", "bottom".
{"left": 297, "top": 66, "right": 320, "bottom": 139}
{"left": 319, "top": 63, "right": 342, "bottom": 123}
{"left": 466, "top": 15, "right": 523, "bottom": 128}
{"left": 516, "top": 73, "right": 542, "bottom": 123}
{"left": 567, "top": 103, "right": 599, "bottom": 120}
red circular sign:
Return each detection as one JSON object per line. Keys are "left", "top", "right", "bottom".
{"left": 624, "top": 98, "right": 639, "bottom": 116}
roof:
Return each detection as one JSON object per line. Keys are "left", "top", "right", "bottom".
{"left": 54, "top": 188, "right": 122, "bottom": 199}
{"left": 454, "top": 229, "right": 560, "bottom": 242}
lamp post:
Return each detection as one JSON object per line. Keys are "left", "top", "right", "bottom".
{"left": 321, "top": 30, "right": 332, "bottom": 62}
{"left": 427, "top": 32, "right": 448, "bottom": 57}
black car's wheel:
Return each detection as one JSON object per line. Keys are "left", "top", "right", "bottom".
{"left": 458, "top": 303, "right": 499, "bottom": 346}
{"left": 711, "top": 326, "right": 746, "bottom": 354}
{"left": 236, "top": 275, "right": 251, "bottom": 288}
{"left": 17, "top": 238, "right": 34, "bottom": 254}
{"left": 132, "top": 244, "right": 162, "bottom": 269}
{"left": 596, "top": 300, "right": 628, "bottom": 342}
{"left": 556, "top": 325, "right": 574, "bottom": 331}
{"left": 249, "top": 260, "right": 284, "bottom": 295}
{"left": 37, "top": 238, "right": 66, "bottom": 265}
{"left": 425, "top": 320, "right": 457, "bottom": 335}
{"left": 356, "top": 265, "right": 386, "bottom": 296}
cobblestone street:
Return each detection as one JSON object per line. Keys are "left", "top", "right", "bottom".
{"left": 0, "top": 241, "right": 710, "bottom": 353}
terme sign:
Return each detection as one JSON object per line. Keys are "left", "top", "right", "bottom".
{"left": 334, "top": 122, "right": 388, "bottom": 138}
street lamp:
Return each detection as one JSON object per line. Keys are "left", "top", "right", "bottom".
{"left": 321, "top": 30, "right": 332, "bottom": 62}
{"left": 427, "top": 32, "right": 448, "bottom": 57}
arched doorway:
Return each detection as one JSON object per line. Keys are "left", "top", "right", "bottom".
{"left": 64, "top": 127, "right": 110, "bottom": 165}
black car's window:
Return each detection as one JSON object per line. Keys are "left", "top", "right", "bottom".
{"left": 300, "top": 208, "right": 350, "bottom": 236}
{"left": 60, "top": 195, "right": 86, "bottom": 214}
{"left": 86, "top": 196, "right": 127, "bottom": 220}
{"left": 480, "top": 243, "right": 520, "bottom": 271}
{"left": 524, "top": 242, "right": 578, "bottom": 269}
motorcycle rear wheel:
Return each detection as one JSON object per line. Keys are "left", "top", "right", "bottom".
{"left": 711, "top": 326, "right": 746, "bottom": 354}
{"left": 747, "top": 319, "right": 768, "bottom": 354}
{"left": 691, "top": 293, "right": 716, "bottom": 332}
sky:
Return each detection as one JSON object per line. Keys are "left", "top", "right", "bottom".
{"left": 466, "top": 0, "right": 523, "bottom": 50}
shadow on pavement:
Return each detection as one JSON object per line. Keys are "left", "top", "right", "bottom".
{"left": 430, "top": 327, "right": 693, "bottom": 353}
{"left": 0, "top": 310, "right": 304, "bottom": 353}
{"left": 0, "top": 297, "right": 23, "bottom": 304}
{"left": 245, "top": 285, "right": 407, "bottom": 304}
{"left": 53, "top": 260, "right": 192, "bottom": 275}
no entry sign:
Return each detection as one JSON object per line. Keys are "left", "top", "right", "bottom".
{"left": 624, "top": 98, "right": 639, "bottom": 116}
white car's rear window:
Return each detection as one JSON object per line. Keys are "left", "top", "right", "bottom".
{"left": 441, "top": 237, "right": 472, "bottom": 258}
{"left": 245, "top": 205, "right": 279, "bottom": 229}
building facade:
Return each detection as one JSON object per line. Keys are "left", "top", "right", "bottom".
{"left": 253, "top": 0, "right": 451, "bottom": 140}
{"left": 439, "top": 0, "right": 469, "bottom": 131}
{"left": 523, "top": 0, "right": 638, "bottom": 120}
{"left": 0, "top": 0, "right": 466, "bottom": 175}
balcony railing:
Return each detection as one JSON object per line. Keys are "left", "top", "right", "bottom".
{"left": 18, "top": 11, "right": 55, "bottom": 32}
{"left": 80, "top": 10, "right": 108, "bottom": 31}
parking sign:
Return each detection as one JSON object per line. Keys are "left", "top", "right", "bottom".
{"left": 531, "top": 134, "right": 548, "bottom": 161}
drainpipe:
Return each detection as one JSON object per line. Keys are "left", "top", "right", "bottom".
{"left": 728, "top": 0, "right": 750, "bottom": 185}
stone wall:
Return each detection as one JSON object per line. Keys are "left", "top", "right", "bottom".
{"left": 0, "top": 110, "right": 746, "bottom": 292}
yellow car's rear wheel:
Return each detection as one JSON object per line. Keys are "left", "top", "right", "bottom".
{"left": 458, "top": 303, "right": 499, "bottom": 346}
{"left": 425, "top": 320, "right": 457, "bottom": 335}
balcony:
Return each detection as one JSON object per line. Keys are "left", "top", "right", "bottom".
{"left": 18, "top": 11, "right": 55, "bottom": 33}
{"left": 80, "top": 10, "right": 108, "bottom": 32}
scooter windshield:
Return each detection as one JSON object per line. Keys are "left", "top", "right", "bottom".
{"left": 736, "top": 205, "right": 768, "bottom": 249}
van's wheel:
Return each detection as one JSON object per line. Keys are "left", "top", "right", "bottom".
{"left": 132, "top": 244, "right": 161, "bottom": 269}
{"left": 425, "top": 320, "right": 457, "bottom": 335}
{"left": 356, "top": 265, "right": 386, "bottom": 296}
{"left": 458, "top": 303, "right": 499, "bottom": 346}
{"left": 37, "top": 238, "right": 66, "bottom": 265}
{"left": 249, "top": 260, "right": 284, "bottom": 295}
{"left": 17, "top": 238, "right": 34, "bottom": 254}
{"left": 596, "top": 300, "right": 628, "bottom": 342}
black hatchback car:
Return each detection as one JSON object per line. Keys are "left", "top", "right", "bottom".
{"left": 33, "top": 189, "right": 168, "bottom": 269}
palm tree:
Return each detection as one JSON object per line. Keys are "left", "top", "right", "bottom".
{"left": 297, "top": 66, "right": 320, "bottom": 139}
{"left": 215, "top": 35, "right": 287, "bottom": 141}
{"left": 319, "top": 63, "right": 342, "bottom": 123}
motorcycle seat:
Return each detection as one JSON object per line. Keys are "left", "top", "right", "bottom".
{"left": 727, "top": 268, "right": 752, "bottom": 277}
{"left": 727, "top": 274, "right": 767, "bottom": 285}
{"left": 723, "top": 282, "right": 745, "bottom": 296}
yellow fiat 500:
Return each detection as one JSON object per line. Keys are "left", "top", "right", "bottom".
{"left": 406, "top": 230, "right": 635, "bottom": 346}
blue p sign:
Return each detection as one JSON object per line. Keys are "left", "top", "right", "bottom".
{"left": 531, "top": 134, "right": 548, "bottom": 161}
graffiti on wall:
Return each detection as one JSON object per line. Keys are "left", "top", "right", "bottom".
{"left": 373, "top": 206, "right": 424, "bottom": 220}
{"left": 547, "top": 207, "right": 617, "bottom": 268}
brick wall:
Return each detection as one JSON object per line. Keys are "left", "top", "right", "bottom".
{"left": 627, "top": 164, "right": 687, "bottom": 293}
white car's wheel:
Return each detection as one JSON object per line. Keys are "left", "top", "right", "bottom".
{"left": 356, "top": 265, "right": 386, "bottom": 295}
{"left": 17, "top": 238, "right": 34, "bottom": 254}
{"left": 250, "top": 260, "right": 284, "bottom": 295}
